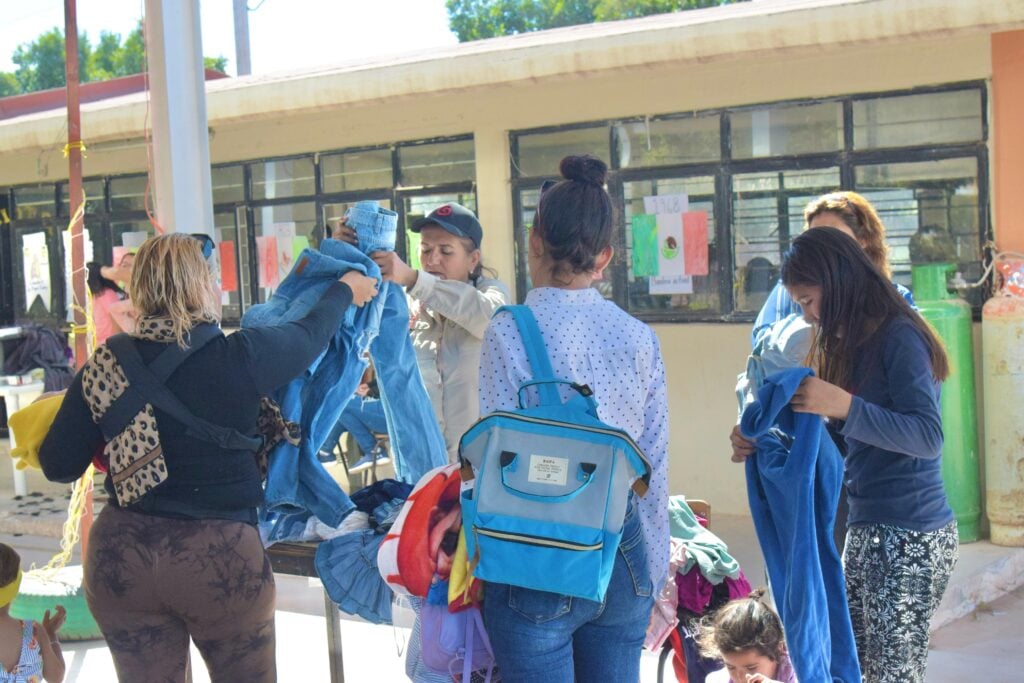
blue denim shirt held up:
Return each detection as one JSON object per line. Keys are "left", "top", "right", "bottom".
{"left": 244, "top": 235, "right": 447, "bottom": 533}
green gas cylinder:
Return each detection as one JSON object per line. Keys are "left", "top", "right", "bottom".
{"left": 911, "top": 263, "right": 981, "bottom": 542}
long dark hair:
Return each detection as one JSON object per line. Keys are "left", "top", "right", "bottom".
{"left": 86, "top": 261, "right": 124, "bottom": 296}
{"left": 533, "top": 154, "right": 613, "bottom": 284}
{"left": 781, "top": 227, "right": 949, "bottom": 389}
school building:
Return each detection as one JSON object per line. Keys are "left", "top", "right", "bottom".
{"left": 1, "top": 0, "right": 1022, "bottom": 515}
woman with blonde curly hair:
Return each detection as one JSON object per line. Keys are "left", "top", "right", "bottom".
{"left": 39, "top": 232, "right": 376, "bottom": 682}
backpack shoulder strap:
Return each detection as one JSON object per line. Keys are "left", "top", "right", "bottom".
{"left": 105, "top": 333, "right": 262, "bottom": 451}
{"left": 495, "top": 305, "right": 560, "bottom": 406}
{"left": 145, "top": 324, "right": 222, "bottom": 380}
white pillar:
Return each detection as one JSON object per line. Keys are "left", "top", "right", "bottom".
{"left": 145, "top": 0, "right": 215, "bottom": 238}
{"left": 233, "top": 0, "right": 252, "bottom": 76}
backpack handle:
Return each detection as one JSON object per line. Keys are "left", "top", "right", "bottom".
{"left": 497, "top": 305, "right": 562, "bottom": 406}
{"left": 516, "top": 379, "right": 599, "bottom": 414}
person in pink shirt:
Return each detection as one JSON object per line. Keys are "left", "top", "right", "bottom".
{"left": 87, "top": 253, "right": 136, "bottom": 345}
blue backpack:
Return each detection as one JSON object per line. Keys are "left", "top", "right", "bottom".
{"left": 458, "top": 305, "right": 652, "bottom": 602}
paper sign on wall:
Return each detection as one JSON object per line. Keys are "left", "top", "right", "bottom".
{"left": 630, "top": 214, "right": 658, "bottom": 278}
{"left": 643, "top": 194, "right": 688, "bottom": 215}
{"left": 257, "top": 236, "right": 279, "bottom": 289}
{"left": 649, "top": 212, "right": 694, "bottom": 294}
{"left": 120, "top": 231, "right": 149, "bottom": 251}
{"left": 292, "top": 237, "right": 310, "bottom": 265}
{"left": 22, "top": 232, "right": 52, "bottom": 313}
{"left": 637, "top": 193, "right": 709, "bottom": 295}
{"left": 683, "top": 211, "right": 710, "bottom": 276}
{"left": 219, "top": 242, "right": 238, "bottom": 293}
{"left": 649, "top": 275, "right": 693, "bottom": 295}
{"left": 273, "top": 223, "right": 297, "bottom": 280}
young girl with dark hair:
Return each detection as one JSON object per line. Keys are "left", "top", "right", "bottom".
{"left": 477, "top": 155, "right": 669, "bottom": 682}
{"left": 699, "top": 589, "right": 797, "bottom": 683}
{"left": 780, "top": 227, "right": 957, "bottom": 683}
{"left": 0, "top": 543, "right": 65, "bottom": 682}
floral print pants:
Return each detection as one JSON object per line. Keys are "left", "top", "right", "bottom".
{"left": 844, "top": 521, "right": 958, "bottom": 683}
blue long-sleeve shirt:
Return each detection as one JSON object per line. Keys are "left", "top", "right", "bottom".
{"left": 838, "top": 316, "right": 954, "bottom": 532}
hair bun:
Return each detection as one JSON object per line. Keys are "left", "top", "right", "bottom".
{"left": 560, "top": 155, "right": 607, "bottom": 186}
{"left": 748, "top": 588, "right": 767, "bottom": 601}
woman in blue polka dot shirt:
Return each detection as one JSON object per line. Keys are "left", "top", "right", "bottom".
{"left": 477, "top": 154, "right": 670, "bottom": 683}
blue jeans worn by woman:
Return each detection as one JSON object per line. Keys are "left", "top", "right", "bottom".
{"left": 481, "top": 502, "right": 653, "bottom": 682}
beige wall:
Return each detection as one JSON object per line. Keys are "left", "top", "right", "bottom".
{"left": 0, "top": 30, "right": 998, "bottom": 513}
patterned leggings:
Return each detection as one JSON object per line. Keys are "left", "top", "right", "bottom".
{"left": 844, "top": 521, "right": 958, "bottom": 683}
{"left": 84, "top": 505, "right": 277, "bottom": 683}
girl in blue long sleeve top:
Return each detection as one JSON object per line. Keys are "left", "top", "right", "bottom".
{"left": 780, "top": 227, "right": 957, "bottom": 683}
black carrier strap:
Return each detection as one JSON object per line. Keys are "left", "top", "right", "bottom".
{"left": 101, "top": 325, "right": 263, "bottom": 451}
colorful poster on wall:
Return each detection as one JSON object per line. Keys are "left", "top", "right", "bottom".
{"left": 651, "top": 212, "right": 693, "bottom": 294}
{"left": 407, "top": 230, "right": 422, "bottom": 270}
{"left": 22, "top": 232, "right": 51, "bottom": 313}
{"left": 219, "top": 242, "right": 238, "bottom": 293}
{"left": 272, "top": 223, "right": 297, "bottom": 281}
{"left": 683, "top": 211, "right": 710, "bottom": 276}
{"left": 643, "top": 194, "right": 688, "bottom": 215}
{"left": 257, "top": 236, "right": 279, "bottom": 289}
{"left": 630, "top": 214, "right": 658, "bottom": 277}
{"left": 292, "top": 236, "right": 310, "bottom": 266}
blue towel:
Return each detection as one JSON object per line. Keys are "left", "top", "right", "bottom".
{"left": 741, "top": 367, "right": 861, "bottom": 683}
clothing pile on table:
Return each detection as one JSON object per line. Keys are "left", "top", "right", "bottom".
{"left": 306, "top": 478, "right": 415, "bottom": 625}
{"left": 646, "top": 496, "right": 752, "bottom": 683}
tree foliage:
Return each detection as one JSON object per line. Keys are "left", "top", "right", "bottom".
{"left": 446, "top": 0, "right": 747, "bottom": 41}
{"left": 1, "top": 22, "right": 229, "bottom": 97}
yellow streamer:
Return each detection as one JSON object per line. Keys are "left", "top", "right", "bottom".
{"left": 61, "top": 140, "right": 87, "bottom": 159}
{"left": 28, "top": 466, "right": 94, "bottom": 579}
{"left": 25, "top": 188, "right": 99, "bottom": 578}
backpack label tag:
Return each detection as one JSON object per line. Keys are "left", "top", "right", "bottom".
{"left": 527, "top": 455, "right": 568, "bottom": 486}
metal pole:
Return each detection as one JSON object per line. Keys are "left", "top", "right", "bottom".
{"left": 145, "top": 0, "right": 216, "bottom": 237}
{"left": 233, "top": 0, "right": 252, "bottom": 76}
{"left": 64, "top": 0, "right": 93, "bottom": 559}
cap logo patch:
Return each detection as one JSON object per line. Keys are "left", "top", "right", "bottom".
{"left": 435, "top": 205, "right": 453, "bottom": 217}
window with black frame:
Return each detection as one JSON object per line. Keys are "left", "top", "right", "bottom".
{"left": 509, "top": 83, "right": 988, "bottom": 321}
{"left": 211, "top": 165, "right": 246, "bottom": 323}
{"left": 11, "top": 185, "right": 62, "bottom": 322}
{"left": 732, "top": 167, "right": 841, "bottom": 314}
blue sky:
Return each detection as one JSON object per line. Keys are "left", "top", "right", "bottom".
{"left": 0, "top": 0, "right": 459, "bottom": 76}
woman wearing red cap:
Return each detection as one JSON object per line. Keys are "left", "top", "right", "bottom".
{"left": 333, "top": 203, "right": 510, "bottom": 462}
